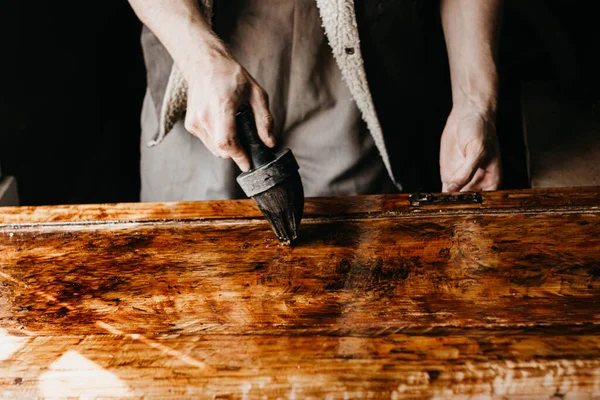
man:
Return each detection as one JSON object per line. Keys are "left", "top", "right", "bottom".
{"left": 129, "top": 0, "right": 502, "bottom": 201}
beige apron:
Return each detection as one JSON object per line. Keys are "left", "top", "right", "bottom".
{"left": 140, "top": 0, "right": 396, "bottom": 201}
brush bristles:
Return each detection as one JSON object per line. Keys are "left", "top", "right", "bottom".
{"left": 251, "top": 174, "right": 304, "bottom": 245}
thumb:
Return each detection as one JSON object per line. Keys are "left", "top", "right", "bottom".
{"left": 249, "top": 87, "right": 276, "bottom": 148}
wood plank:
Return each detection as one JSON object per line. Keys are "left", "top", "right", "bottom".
{"left": 2, "top": 330, "right": 600, "bottom": 399}
{"left": 1, "top": 188, "right": 599, "bottom": 398}
{"left": 1, "top": 213, "right": 599, "bottom": 335}
{"left": 0, "top": 186, "right": 598, "bottom": 226}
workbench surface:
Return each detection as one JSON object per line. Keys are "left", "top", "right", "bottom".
{"left": 1, "top": 187, "right": 599, "bottom": 399}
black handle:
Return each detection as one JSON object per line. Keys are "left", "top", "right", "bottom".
{"left": 236, "top": 105, "right": 275, "bottom": 169}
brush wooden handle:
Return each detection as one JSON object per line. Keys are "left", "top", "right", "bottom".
{"left": 236, "top": 105, "right": 275, "bottom": 169}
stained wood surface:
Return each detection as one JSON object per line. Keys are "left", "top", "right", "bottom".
{"left": 1, "top": 187, "right": 599, "bottom": 399}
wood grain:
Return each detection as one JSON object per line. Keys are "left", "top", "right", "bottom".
{"left": 1, "top": 187, "right": 599, "bottom": 399}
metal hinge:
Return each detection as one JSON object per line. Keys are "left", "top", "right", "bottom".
{"left": 409, "top": 192, "right": 482, "bottom": 206}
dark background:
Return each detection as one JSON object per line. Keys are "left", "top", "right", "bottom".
{"left": 0, "top": 2, "right": 146, "bottom": 205}
{"left": 0, "top": 1, "right": 598, "bottom": 205}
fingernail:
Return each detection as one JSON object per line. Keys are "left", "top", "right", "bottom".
{"left": 447, "top": 183, "right": 459, "bottom": 192}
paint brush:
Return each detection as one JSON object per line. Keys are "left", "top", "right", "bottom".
{"left": 235, "top": 105, "right": 304, "bottom": 245}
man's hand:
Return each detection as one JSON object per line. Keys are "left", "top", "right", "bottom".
{"left": 128, "top": 0, "right": 275, "bottom": 172}
{"left": 440, "top": 107, "right": 501, "bottom": 192}
{"left": 440, "top": 0, "right": 502, "bottom": 192}
{"left": 184, "top": 51, "right": 274, "bottom": 172}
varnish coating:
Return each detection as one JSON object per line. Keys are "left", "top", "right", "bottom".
{"left": 1, "top": 188, "right": 599, "bottom": 399}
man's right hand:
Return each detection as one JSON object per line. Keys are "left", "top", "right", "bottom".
{"left": 184, "top": 50, "right": 275, "bottom": 172}
{"left": 127, "top": 0, "right": 275, "bottom": 172}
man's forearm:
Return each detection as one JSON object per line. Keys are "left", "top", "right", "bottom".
{"left": 128, "top": 0, "right": 228, "bottom": 82}
{"left": 128, "top": 0, "right": 275, "bottom": 171}
{"left": 441, "top": 0, "right": 502, "bottom": 114}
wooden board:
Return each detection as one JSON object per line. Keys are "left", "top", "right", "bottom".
{"left": 1, "top": 187, "right": 599, "bottom": 399}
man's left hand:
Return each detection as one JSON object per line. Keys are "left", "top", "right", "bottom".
{"left": 440, "top": 107, "right": 502, "bottom": 192}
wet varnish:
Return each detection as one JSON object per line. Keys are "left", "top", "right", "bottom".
{"left": 1, "top": 187, "right": 599, "bottom": 398}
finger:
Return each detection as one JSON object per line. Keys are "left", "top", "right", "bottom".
{"left": 480, "top": 156, "right": 502, "bottom": 191}
{"left": 460, "top": 168, "right": 486, "bottom": 192}
{"left": 184, "top": 115, "right": 221, "bottom": 157}
{"left": 214, "top": 101, "right": 251, "bottom": 172}
{"left": 462, "top": 155, "right": 502, "bottom": 192}
{"left": 249, "top": 86, "right": 276, "bottom": 148}
{"left": 198, "top": 128, "right": 221, "bottom": 158}
{"left": 446, "top": 140, "right": 486, "bottom": 192}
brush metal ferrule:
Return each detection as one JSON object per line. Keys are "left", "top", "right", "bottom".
{"left": 236, "top": 149, "right": 300, "bottom": 198}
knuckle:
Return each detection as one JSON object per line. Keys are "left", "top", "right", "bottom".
{"left": 184, "top": 118, "right": 198, "bottom": 134}
{"left": 184, "top": 112, "right": 207, "bottom": 135}
{"left": 265, "top": 114, "right": 275, "bottom": 127}
{"left": 214, "top": 138, "right": 234, "bottom": 151}
{"left": 232, "top": 67, "right": 248, "bottom": 87}
{"left": 265, "top": 113, "right": 274, "bottom": 126}
{"left": 232, "top": 64, "right": 244, "bottom": 78}
{"left": 262, "top": 119, "right": 274, "bottom": 134}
